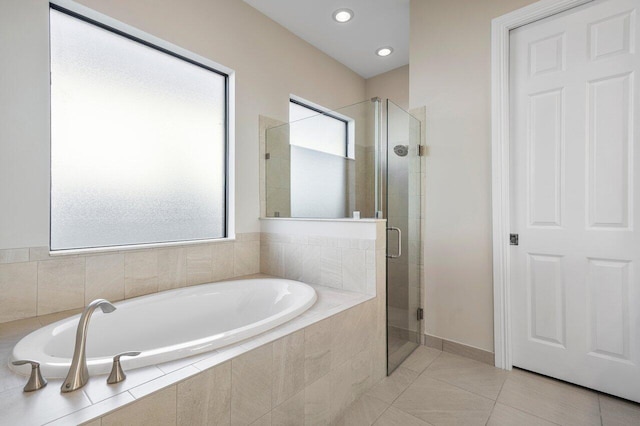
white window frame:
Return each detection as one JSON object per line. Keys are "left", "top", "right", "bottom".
{"left": 49, "top": 0, "right": 236, "bottom": 255}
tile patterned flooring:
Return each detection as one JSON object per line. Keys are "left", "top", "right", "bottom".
{"left": 337, "top": 346, "right": 640, "bottom": 426}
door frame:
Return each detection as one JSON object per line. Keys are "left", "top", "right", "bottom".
{"left": 491, "top": 0, "right": 594, "bottom": 369}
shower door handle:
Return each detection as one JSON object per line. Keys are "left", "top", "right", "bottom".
{"left": 387, "top": 227, "right": 402, "bottom": 259}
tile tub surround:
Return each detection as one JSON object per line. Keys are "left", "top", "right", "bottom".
{"left": 259, "top": 227, "right": 385, "bottom": 295}
{"left": 0, "top": 283, "right": 385, "bottom": 426}
{"left": 0, "top": 233, "right": 261, "bottom": 324}
{"left": 0, "top": 220, "right": 387, "bottom": 424}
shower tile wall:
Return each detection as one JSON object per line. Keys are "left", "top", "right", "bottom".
{"left": 0, "top": 233, "right": 260, "bottom": 324}
{"left": 354, "top": 106, "right": 377, "bottom": 218}
{"left": 259, "top": 231, "right": 382, "bottom": 295}
{"left": 354, "top": 146, "right": 377, "bottom": 218}
{"left": 259, "top": 115, "right": 284, "bottom": 217}
{"left": 263, "top": 121, "right": 291, "bottom": 218}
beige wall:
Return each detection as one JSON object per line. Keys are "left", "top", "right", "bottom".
{"left": 0, "top": 0, "right": 366, "bottom": 249}
{"left": 366, "top": 65, "right": 410, "bottom": 110}
{"left": 410, "top": 0, "right": 536, "bottom": 352}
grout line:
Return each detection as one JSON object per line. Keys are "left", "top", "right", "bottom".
{"left": 403, "top": 349, "right": 442, "bottom": 376}
{"left": 485, "top": 399, "right": 498, "bottom": 426}
{"left": 40, "top": 391, "right": 93, "bottom": 425}
{"left": 35, "top": 260, "right": 40, "bottom": 317}
{"left": 427, "top": 375, "right": 496, "bottom": 402}
{"left": 494, "top": 368, "right": 508, "bottom": 402}
{"left": 174, "top": 379, "right": 178, "bottom": 426}
{"left": 598, "top": 395, "right": 603, "bottom": 426}
{"left": 493, "top": 371, "right": 563, "bottom": 426}
{"left": 424, "top": 349, "right": 443, "bottom": 370}
{"left": 365, "top": 351, "right": 443, "bottom": 410}
{"left": 229, "top": 356, "right": 234, "bottom": 424}
{"left": 372, "top": 405, "right": 391, "bottom": 425}
{"left": 338, "top": 393, "right": 388, "bottom": 426}
{"left": 495, "top": 402, "right": 563, "bottom": 426}
{"left": 397, "top": 407, "right": 438, "bottom": 426}
{"left": 369, "top": 401, "right": 389, "bottom": 425}
{"left": 82, "top": 256, "right": 86, "bottom": 307}
{"left": 387, "top": 371, "right": 420, "bottom": 406}
{"left": 419, "top": 352, "right": 511, "bottom": 404}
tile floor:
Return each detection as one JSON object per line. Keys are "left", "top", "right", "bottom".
{"left": 387, "top": 335, "right": 419, "bottom": 373}
{"left": 337, "top": 346, "right": 640, "bottom": 426}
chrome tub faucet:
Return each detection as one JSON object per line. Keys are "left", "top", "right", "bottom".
{"left": 61, "top": 299, "right": 116, "bottom": 393}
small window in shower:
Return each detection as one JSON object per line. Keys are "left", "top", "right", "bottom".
{"left": 289, "top": 99, "right": 351, "bottom": 158}
{"left": 288, "top": 98, "right": 352, "bottom": 218}
{"left": 49, "top": 4, "right": 231, "bottom": 251}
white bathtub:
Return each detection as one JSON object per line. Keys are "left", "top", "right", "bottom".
{"left": 10, "top": 278, "right": 316, "bottom": 378}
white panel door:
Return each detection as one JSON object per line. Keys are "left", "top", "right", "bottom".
{"left": 510, "top": 0, "right": 640, "bottom": 402}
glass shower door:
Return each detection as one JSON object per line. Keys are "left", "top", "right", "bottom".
{"left": 386, "top": 100, "right": 422, "bottom": 374}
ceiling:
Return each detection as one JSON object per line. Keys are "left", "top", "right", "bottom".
{"left": 243, "top": 0, "right": 409, "bottom": 79}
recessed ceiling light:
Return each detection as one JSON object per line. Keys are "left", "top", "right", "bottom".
{"left": 376, "top": 47, "right": 393, "bottom": 57}
{"left": 332, "top": 8, "right": 354, "bottom": 23}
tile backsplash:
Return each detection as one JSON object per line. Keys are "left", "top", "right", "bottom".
{"left": 0, "top": 229, "right": 382, "bottom": 324}
{"left": 0, "top": 233, "right": 260, "bottom": 324}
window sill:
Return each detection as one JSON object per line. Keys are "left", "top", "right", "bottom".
{"left": 48, "top": 236, "right": 237, "bottom": 257}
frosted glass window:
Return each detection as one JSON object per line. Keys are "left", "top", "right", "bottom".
{"left": 290, "top": 146, "right": 348, "bottom": 218}
{"left": 50, "top": 7, "right": 227, "bottom": 250}
{"left": 289, "top": 101, "right": 348, "bottom": 157}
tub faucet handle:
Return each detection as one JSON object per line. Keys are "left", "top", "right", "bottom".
{"left": 12, "top": 360, "right": 47, "bottom": 392}
{"left": 107, "top": 351, "right": 141, "bottom": 385}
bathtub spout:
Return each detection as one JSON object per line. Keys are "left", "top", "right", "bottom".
{"left": 61, "top": 299, "right": 116, "bottom": 393}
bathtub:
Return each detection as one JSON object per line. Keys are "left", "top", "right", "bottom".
{"left": 10, "top": 278, "right": 316, "bottom": 378}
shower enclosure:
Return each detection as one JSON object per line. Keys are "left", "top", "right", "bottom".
{"left": 263, "top": 98, "right": 422, "bottom": 375}
{"left": 264, "top": 99, "right": 378, "bottom": 219}
{"left": 384, "top": 100, "right": 422, "bottom": 373}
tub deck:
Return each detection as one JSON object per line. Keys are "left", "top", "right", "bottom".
{"left": 0, "top": 275, "right": 374, "bottom": 426}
